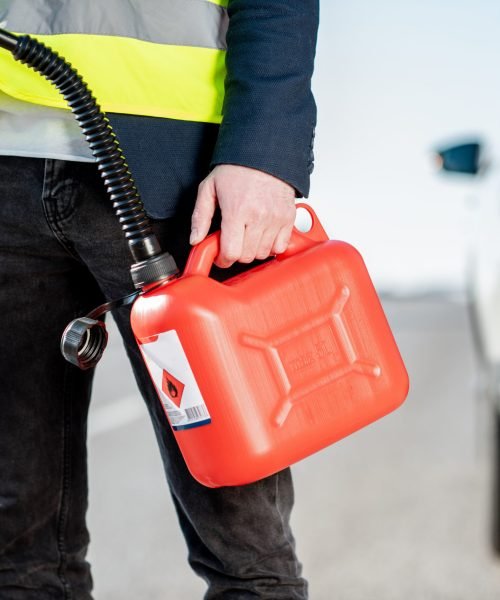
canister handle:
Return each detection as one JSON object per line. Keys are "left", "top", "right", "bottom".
{"left": 278, "top": 202, "right": 329, "bottom": 259}
{"left": 183, "top": 202, "right": 329, "bottom": 277}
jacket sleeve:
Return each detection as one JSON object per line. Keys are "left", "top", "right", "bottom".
{"left": 210, "top": 0, "right": 319, "bottom": 197}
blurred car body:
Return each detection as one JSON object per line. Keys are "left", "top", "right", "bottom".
{"left": 437, "top": 140, "right": 500, "bottom": 553}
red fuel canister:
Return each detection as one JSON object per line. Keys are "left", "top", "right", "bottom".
{"left": 131, "top": 204, "right": 409, "bottom": 487}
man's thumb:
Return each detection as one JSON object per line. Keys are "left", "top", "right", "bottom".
{"left": 190, "top": 179, "right": 216, "bottom": 245}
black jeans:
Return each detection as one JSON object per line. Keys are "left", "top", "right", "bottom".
{"left": 0, "top": 157, "right": 307, "bottom": 600}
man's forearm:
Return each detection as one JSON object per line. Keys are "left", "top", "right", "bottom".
{"left": 191, "top": 1, "right": 319, "bottom": 266}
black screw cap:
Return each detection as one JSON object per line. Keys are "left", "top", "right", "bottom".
{"left": 61, "top": 317, "right": 108, "bottom": 370}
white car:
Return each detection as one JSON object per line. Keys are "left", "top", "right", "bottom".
{"left": 437, "top": 140, "right": 500, "bottom": 553}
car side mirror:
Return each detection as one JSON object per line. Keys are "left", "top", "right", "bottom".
{"left": 435, "top": 141, "right": 483, "bottom": 176}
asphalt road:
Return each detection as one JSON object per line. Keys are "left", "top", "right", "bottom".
{"left": 86, "top": 298, "right": 500, "bottom": 599}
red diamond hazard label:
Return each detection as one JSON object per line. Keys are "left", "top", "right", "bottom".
{"left": 140, "top": 330, "right": 211, "bottom": 430}
{"left": 162, "top": 369, "right": 185, "bottom": 408}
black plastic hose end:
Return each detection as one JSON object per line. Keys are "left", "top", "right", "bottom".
{"left": 0, "top": 29, "right": 18, "bottom": 52}
{"left": 61, "top": 317, "right": 108, "bottom": 370}
{"left": 130, "top": 252, "right": 180, "bottom": 290}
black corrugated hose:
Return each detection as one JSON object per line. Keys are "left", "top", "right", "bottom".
{"left": 0, "top": 29, "right": 180, "bottom": 368}
{"left": 0, "top": 29, "right": 178, "bottom": 287}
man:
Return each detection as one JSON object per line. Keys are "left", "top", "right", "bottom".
{"left": 0, "top": 1, "right": 319, "bottom": 598}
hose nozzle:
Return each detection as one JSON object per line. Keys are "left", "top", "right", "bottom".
{"left": 0, "top": 29, "right": 18, "bottom": 52}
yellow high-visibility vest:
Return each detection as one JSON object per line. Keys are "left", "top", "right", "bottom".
{"left": 0, "top": 0, "right": 228, "bottom": 124}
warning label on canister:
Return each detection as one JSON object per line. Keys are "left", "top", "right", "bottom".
{"left": 140, "top": 330, "right": 211, "bottom": 430}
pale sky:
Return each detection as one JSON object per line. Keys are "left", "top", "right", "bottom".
{"left": 311, "top": 0, "right": 500, "bottom": 292}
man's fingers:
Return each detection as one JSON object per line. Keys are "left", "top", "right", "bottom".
{"left": 190, "top": 178, "right": 217, "bottom": 245}
{"left": 239, "top": 225, "right": 265, "bottom": 263}
{"left": 255, "top": 226, "right": 281, "bottom": 260}
{"left": 218, "top": 221, "right": 293, "bottom": 266}
{"left": 272, "top": 222, "right": 294, "bottom": 255}
{"left": 215, "top": 220, "right": 245, "bottom": 268}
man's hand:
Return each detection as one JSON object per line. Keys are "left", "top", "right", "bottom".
{"left": 190, "top": 165, "right": 296, "bottom": 268}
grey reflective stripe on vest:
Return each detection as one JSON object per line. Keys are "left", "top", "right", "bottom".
{"left": 1, "top": 0, "right": 228, "bottom": 50}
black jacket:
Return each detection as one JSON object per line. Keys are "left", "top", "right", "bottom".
{"left": 109, "top": 0, "right": 319, "bottom": 219}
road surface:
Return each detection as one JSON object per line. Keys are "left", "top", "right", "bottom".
{"left": 86, "top": 297, "right": 500, "bottom": 599}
